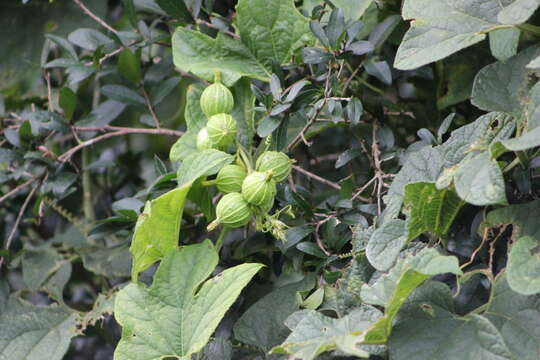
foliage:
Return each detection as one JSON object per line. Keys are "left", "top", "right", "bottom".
{"left": 1, "top": 0, "right": 540, "bottom": 359}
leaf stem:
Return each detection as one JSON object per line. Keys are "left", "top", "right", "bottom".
{"left": 215, "top": 227, "right": 229, "bottom": 252}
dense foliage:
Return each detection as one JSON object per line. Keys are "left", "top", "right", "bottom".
{"left": 1, "top": 0, "right": 540, "bottom": 359}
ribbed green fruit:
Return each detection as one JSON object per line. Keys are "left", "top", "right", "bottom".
{"left": 207, "top": 192, "right": 252, "bottom": 230}
{"left": 196, "top": 127, "right": 213, "bottom": 150}
{"left": 255, "top": 151, "right": 293, "bottom": 182}
{"left": 200, "top": 82, "right": 234, "bottom": 117}
{"left": 242, "top": 171, "right": 276, "bottom": 206}
{"left": 216, "top": 165, "right": 247, "bottom": 193}
{"left": 257, "top": 190, "right": 275, "bottom": 213}
{"left": 207, "top": 113, "right": 237, "bottom": 147}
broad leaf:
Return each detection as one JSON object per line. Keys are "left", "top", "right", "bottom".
{"left": 483, "top": 200, "right": 540, "bottom": 294}
{"left": 472, "top": 45, "right": 540, "bottom": 116}
{"left": 489, "top": 28, "right": 520, "bottom": 62}
{"left": 395, "top": 0, "right": 539, "bottom": 70}
{"left": 115, "top": 241, "right": 263, "bottom": 360}
{"left": 236, "top": 0, "right": 312, "bottom": 66}
{"left": 130, "top": 184, "right": 191, "bottom": 280}
{"left": 176, "top": 149, "right": 234, "bottom": 186}
{"left": 366, "top": 219, "right": 407, "bottom": 271}
{"left": 403, "top": 182, "right": 464, "bottom": 241}
{"left": 453, "top": 152, "right": 507, "bottom": 206}
{"left": 22, "top": 247, "right": 64, "bottom": 291}
{"left": 388, "top": 282, "right": 513, "bottom": 360}
{"left": 0, "top": 298, "right": 78, "bottom": 360}
{"left": 485, "top": 274, "right": 540, "bottom": 359}
{"left": 271, "top": 306, "right": 383, "bottom": 360}
{"left": 231, "top": 78, "right": 256, "bottom": 148}
{"left": 491, "top": 126, "right": 540, "bottom": 158}
{"left": 361, "top": 248, "right": 462, "bottom": 344}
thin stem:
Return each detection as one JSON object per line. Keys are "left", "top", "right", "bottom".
{"left": 142, "top": 87, "right": 161, "bottom": 128}
{"left": 73, "top": 0, "right": 119, "bottom": 35}
{"left": 292, "top": 165, "right": 341, "bottom": 190}
{"left": 215, "top": 227, "right": 229, "bottom": 252}
{"left": 0, "top": 178, "right": 36, "bottom": 205}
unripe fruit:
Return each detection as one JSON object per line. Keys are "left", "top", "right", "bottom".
{"left": 207, "top": 113, "right": 237, "bottom": 147}
{"left": 196, "top": 127, "right": 213, "bottom": 150}
{"left": 216, "top": 165, "right": 247, "bottom": 193}
{"left": 257, "top": 190, "right": 275, "bottom": 213}
{"left": 207, "top": 192, "right": 252, "bottom": 230}
{"left": 242, "top": 171, "right": 276, "bottom": 206}
{"left": 255, "top": 151, "right": 293, "bottom": 183}
{"left": 200, "top": 82, "right": 234, "bottom": 117}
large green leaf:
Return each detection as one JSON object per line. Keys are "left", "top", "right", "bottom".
{"left": 114, "top": 241, "right": 263, "bottom": 360}
{"left": 472, "top": 45, "right": 540, "bottom": 116}
{"left": 484, "top": 274, "right": 540, "bottom": 359}
{"left": 231, "top": 78, "right": 256, "bottom": 149}
{"left": 172, "top": 28, "right": 270, "bottom": 86}
{"left": 361, "top": 248, "right": 462, "bottom": 344}
{"left": 176, "top": 149, "right": 234, "bottom": 186}
{"left": 403, "top": 182, "right": 465, "bottom": 241}
{"left": 366, "top": 219, "right": 407, "bottom": 271}
{"left": 388, "top": 282, "right": 513, "bottom": 360}
{"left": 271, "top": 306, "right": 383, "bottom": 360}
{"left": 483, "top": 200, "right": 540, "bottom": 294}
{"left": 0, "top": 298, "right": 78, "bottom": 360}
{"left": 172, "top": 0, "right": 312, "bottom": 86}
{"left": 130, "top": 184, "right": 191, "bottom": 281}
{"left": 303, "top": 0, "right": 374, "bottom": 21}
{"left": 395, "top": 0, "right": 539, "bottom": 70}
{"left": 489, "top": 28, "right": 520, "bottom": 62}
{"left": 233, "top": 276, "right": 315, "bottom": 351}
{"left": 236, "top": 0, "right": 312, "bottom": 66}
{"left": 491, "top": 126, "right": 540, "bottom": 158}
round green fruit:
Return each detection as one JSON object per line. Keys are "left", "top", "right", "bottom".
{"left": 200, "top": 82, "right": 234, "bottom": 117}
{"left": 207, "top": 113, "right": 237, "bottom": 147}
{"left": 208, "top": 192, "right": 252, "bottom": 230}
{"left": 216, "top": 165, "right": 247, "bottom": 193}
{"left": 255, "top": 151, "right": 293, "bottom": 182}
{"left": 242, "top": 171, "right": 276, "bottom": 206}
{"left": 196, "top": 127, "right": 213, "bottom": 150}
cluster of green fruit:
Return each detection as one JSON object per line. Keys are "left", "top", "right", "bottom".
{"left": 198, "top": 78, "right": 294, "bottom": 232}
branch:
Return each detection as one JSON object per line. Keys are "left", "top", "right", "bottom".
{"left": 0, "top": 178, "right": 36, "bottom": 205}
{"left": 142, "top": 87, "right": 161, "bottom": 128}
{"left": 58, "top": 127, "right": 183, "bottom": 162}
{"left": 292, "top": 165, "right": 341, "bottom": 190}
{"left": 73, "top": 0, "right": 119, "bottom": 35}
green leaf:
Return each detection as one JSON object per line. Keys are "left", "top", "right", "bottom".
{"left": 233, "top": 276, "right": 315, "bottom": 351}
{"left": 0, "top": 298, "right": 78, "bottom": 360}
{"left": 491, "top": 126, "right": 540, "bottom": 158}
{"left": 403, "top": 182, "right": 465, "bottom": 240}
{"left": 361, "top": 248, "right": 462, "bottom": 344}
{"left": 231, "top": 78, "right": 256, "bottom": 148}
{"left": 59, "top": 87, "right": 77, "bottom": 121}
{"left": 130, "top": 184, "right": 191, "bottom": 281}
{"left": 453, "top": 151, "right": 507, "bottom": 206}
{"left": 22, "top": 248, "right": 64, "bottom": 291}
{"left": 388, "top": 282, "right": 513, "bottom": 360}
{"left": 506, "top": 236, "right": 540, "bottom": 295}
{"left": 101, "top": 84, "right": 146, "bottom": 106}
{"left": 172, "top": 28, "right": 270, "bottom": 86}
{"left": 176, "top": 149, "right": 234, "bottom": 186}
{"left": 525, "top": 82, "right": 540, "bottom": 130}
{"left": 271, "top": 306, "right": 383, "bottom": 360}
{"left": 395, "top": 0, "right": 539, "bottom": 70}
{"left": 472, "top": 45, "right": 540, "bottom": 116}
{"left": 114, "top": 241, "right": 263, "bottom": 360}
{"left": 156, "top": 0, "right": 192, "bottom": 22}
{"left": 483, "top": 200, "right": 540, "bottom": 294}
{"left": 485, "top": 274, "right": 540, "bottom": 359}
{"left": 68, "top": 28, "right": 113, "bottom": 51}
{"left": 118, "top": 49, "right": 142, "bottom": 84}
{"left": 303, "top": 0, "right": 374, "bottom": 21}
{"left": 366, "top": 219, "right": 407, "bottom": 271}
{"left": 169, "top": 83, "right": 206, "bottom": 162}
{"left": 237, "top": 0, "right": 312, "bottom": 66}
{"left": 489, "top": 28, "right": 520, "bottom": 62}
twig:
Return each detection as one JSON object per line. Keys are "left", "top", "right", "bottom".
{"left": 314, "top": 216, "right": 332, "bottom": 256}
{"left": 85, "top": 47, "right": 124, "bottom": 66}
{"left": 45, "top": 71, "right": 53, "bottom": 111}
{"left": 58, "top": 127, "right": 183, "bottom": 162}
{"left": 343, "top": 62, "right": 363, "bottom": 94}
{"left": 461, "top": 227, "right": 490, "bottom": 270}
{"left": 1, "top": 183, "right": 40, "bottom": 268}
{"left": 73, "top": 125, "right": 183, "bottom": 135}
{"left": 73, "top": 0, "right": 119, "bottom": 35}
{"left": 352, "top": 176, "right": 377, "bottom": 200}
{"left": 142, "top": 87, "right": 160, "bottom": 128}
{"left": 0, "top": 178, "right": 36, "bottom": 205}
{"left": 292, "top": 165, "right": 341, "bottom": 190}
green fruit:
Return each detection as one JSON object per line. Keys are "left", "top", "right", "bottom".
{"left": 207, "top": 113, "right": 237, "bottom": 147}
{"left": 257, "top": 190, "right": 275, "bottom": 213}
{"left": 255, "top": 151, "right": 293, "bottom": 182}
{"left": 196, "top": 127, "right": 213, "bottom": 150}
{"left": 200, "top": 82, "right": 234, "bottom": 117}
{"left": 208, "top": 192, "right": 252, "bottom": 230}
{"left": 242, "top": 171, "right": 276, "bottom": 206}
{"left": 216, "top": 165, "right": 247, "bottom": 193}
